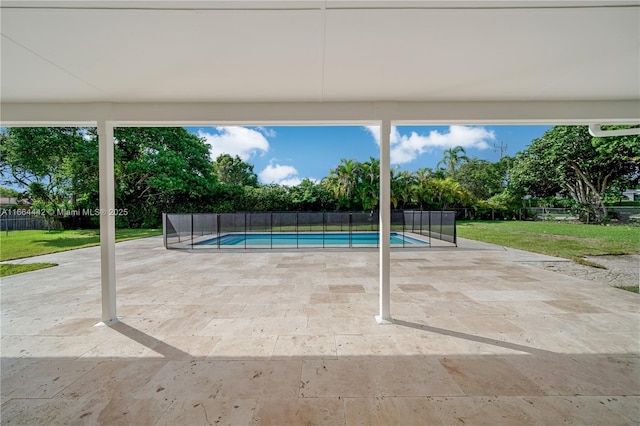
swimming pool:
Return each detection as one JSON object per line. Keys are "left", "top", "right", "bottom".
{"left": 164, "top": 211, "right": 456, "bottom": 250}
{"left": 196, "top": 232, "right": 429, "bottom": 247}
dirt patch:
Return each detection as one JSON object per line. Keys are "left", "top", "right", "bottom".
{"left": 514, "top": 231, "right": 600, "bottom": 244}
{"left": 525, "top": 254, "right": 639, "bottom": 288}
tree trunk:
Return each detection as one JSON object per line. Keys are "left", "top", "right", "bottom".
{"left": 569, "top": 162, "right": 612, "bottom": 222}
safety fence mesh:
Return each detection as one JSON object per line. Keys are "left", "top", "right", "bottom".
{"left": 163, "top": 210, "right": 456, "bottom": 249}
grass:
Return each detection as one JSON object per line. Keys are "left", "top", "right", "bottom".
{"left": 0, "top": 228, "right": 161, "bottom": 262}
{"left": 0, "top": 262, "right": 58, "bottom": 278}
{"left": 456, "top": 221, "right": 640, "bottom": 262}
{"left": 616, "top": 285, "right": 639, "bottom": 294}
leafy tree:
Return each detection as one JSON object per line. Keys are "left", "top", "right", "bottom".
{"left": 243, "top": 184, "right": 293, "bottom": 212}
{"left": 213, "top": 154, "right": 259, "bottom": 187}
{"left": 208, "top": 184, "right": 247, "bottom": 212}
{"left": 453, "top": 156, "right": 513, "bottom": 201}
{"left": 0, "top": 127, "right": 90, "bottom": 208}
{"left": 510, "top": 126, "right": 639, "bottom": 221}
{"left": 0, "top": 186, "right": 21, "bottom": 198}
{"left": 113, "top": 127, "right": 218, "bottom": 227}
{"left": 1, "top": 127, "right": 225, "bottom": 227}
{"left": 289, "top": 178, "right": 318, "bottom": 210}
{"left": 66, "top": 128, "right": 100, "bottom": 214}
{"left": 485, "top": 189, "right": 525, "bottom": 219}
{"left": 428, "top": 177, "right": 472, "bottom": 209}
{"left": 288, "top": 178, "right": 335, "bottom": 211}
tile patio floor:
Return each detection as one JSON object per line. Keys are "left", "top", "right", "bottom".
{"left": 1, "top": 236, "right": 638, "bottom": 425}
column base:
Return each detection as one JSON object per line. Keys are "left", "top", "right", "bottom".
{"left": 94, "top": 317, "right": 120, "bottom": 327}
{"left": 375, "top": 315, "right": 393, "bottom": 325}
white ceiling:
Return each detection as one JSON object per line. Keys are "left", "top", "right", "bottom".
{"left": 2, "top": 0, "right": 639, "bottom": 106}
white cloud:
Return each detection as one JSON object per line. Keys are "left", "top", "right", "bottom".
{"left": 363, "top": 125, "right": 400, "bottom": 145}
{"left": 259, "top": 163, "right": 301, "bottom": 186}
{"left": 198, "top": 126, "right": 269, "bottom": 161}
{"left": 256, "top": 126, "right": 277, "bottom": 138}
{"left": 279, "top": 177, "right": 304, "bottom": 186}
{"left": 363, "top": 125, "right": 495, "bottom": 164}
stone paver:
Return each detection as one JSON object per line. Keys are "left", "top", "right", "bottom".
{"left": 1, "top": 236, "right": 638, "bottom": 425}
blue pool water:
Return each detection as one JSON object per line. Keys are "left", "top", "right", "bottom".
{"left": 197, "top": 232, "right": 428, "bottom": 246}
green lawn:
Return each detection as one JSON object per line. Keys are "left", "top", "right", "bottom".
{"left": 616, "top": 285, "right": 639, "bottom": 294}
{"left": 456, "top": 221, "right": 640, "bottom": 261}
{"left": 0, "top": 262, "right": 58, "bottom": 278}
{"left": 0, "top": 228, "right": 161, "bottom": 262}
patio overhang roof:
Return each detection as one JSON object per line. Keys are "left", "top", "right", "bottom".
{"left": 2, "top": 100, "right": 639, "bottom": 127}
{"left": 1, "top": 0, "right": 639, "bottom": 325}
{"left": 2, "top": 0, "right": 639, "bottom": 121}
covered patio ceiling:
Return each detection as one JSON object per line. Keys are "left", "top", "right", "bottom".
{"left": 1, "top": 0, "right": 639, "bottom": 325}
{"left": 1, "top": 0, "right": 639, "bottom": 124}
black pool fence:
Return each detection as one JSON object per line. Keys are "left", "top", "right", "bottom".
{"left": 163, "top": 210, "right": 456, "bottom": 249}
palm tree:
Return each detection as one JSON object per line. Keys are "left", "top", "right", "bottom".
{"left": 429, "top": 177, "right": 471, "bottom": 209}
{"left": 357, "top": 157, "right": 379, "bottom": 211}
{"left": 437, "top": 146, "right": 469, "bottom": 175}
{"left": 411, "top": 168, "right": 434, "bottom": 210}
{"left": 324, "top": 158, "right": 361, "bottom": 209}
{"left": 391, "top": 169, "right": 414, "bottom": 209}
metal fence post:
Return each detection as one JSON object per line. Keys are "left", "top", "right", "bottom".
{"left": 402, "top": 210, "right": 405, "bottom": 248}
{"left": 454, "top": 213, "right": 458, "bottom": 246}
{"left": 349, "top": 212, "right": 353, "bottom": 248}
{"left": 217, "top": 214, "right": 221, "bottom": 249}
{"left": 322, "top": 212, "right": 325, "bottom": 248}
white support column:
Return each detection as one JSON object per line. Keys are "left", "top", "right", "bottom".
{"left": 97, "top": 119, "right": 117, "bottom": 325}
{"left": 376, "top": 119, "right": 392, "bottom": 324}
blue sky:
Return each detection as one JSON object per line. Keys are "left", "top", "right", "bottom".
{"left": 188, "top": 125, "right": 552, "bottom": 186}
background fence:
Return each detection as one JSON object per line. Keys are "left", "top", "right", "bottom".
{"left": 164, "top": 210, "right": 456, "bottom": 249}
{"left": 528, "top": 206, "right": 640, "bottom": 223}
{"left": 0, "top": 214, "right": 50, "bottom": 231}
{"left": 451, "top": 208, "right": 525, "bottom": 221}
{"left": 450, "top": 206, "right": 640, "bottom": 222}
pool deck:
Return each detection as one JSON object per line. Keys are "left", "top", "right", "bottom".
{"left": 1, "top": 236, "right": 638, "bottom": 425}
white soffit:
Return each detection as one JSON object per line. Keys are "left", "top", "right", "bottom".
{"left": 1, "top": 8, "right": 326, "bottom": 102}
{"left": 1, "top": 0, "right": 639, "bottom": 121}
{"left": 322, "top": 6, "right": 640, "bottom": 101}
